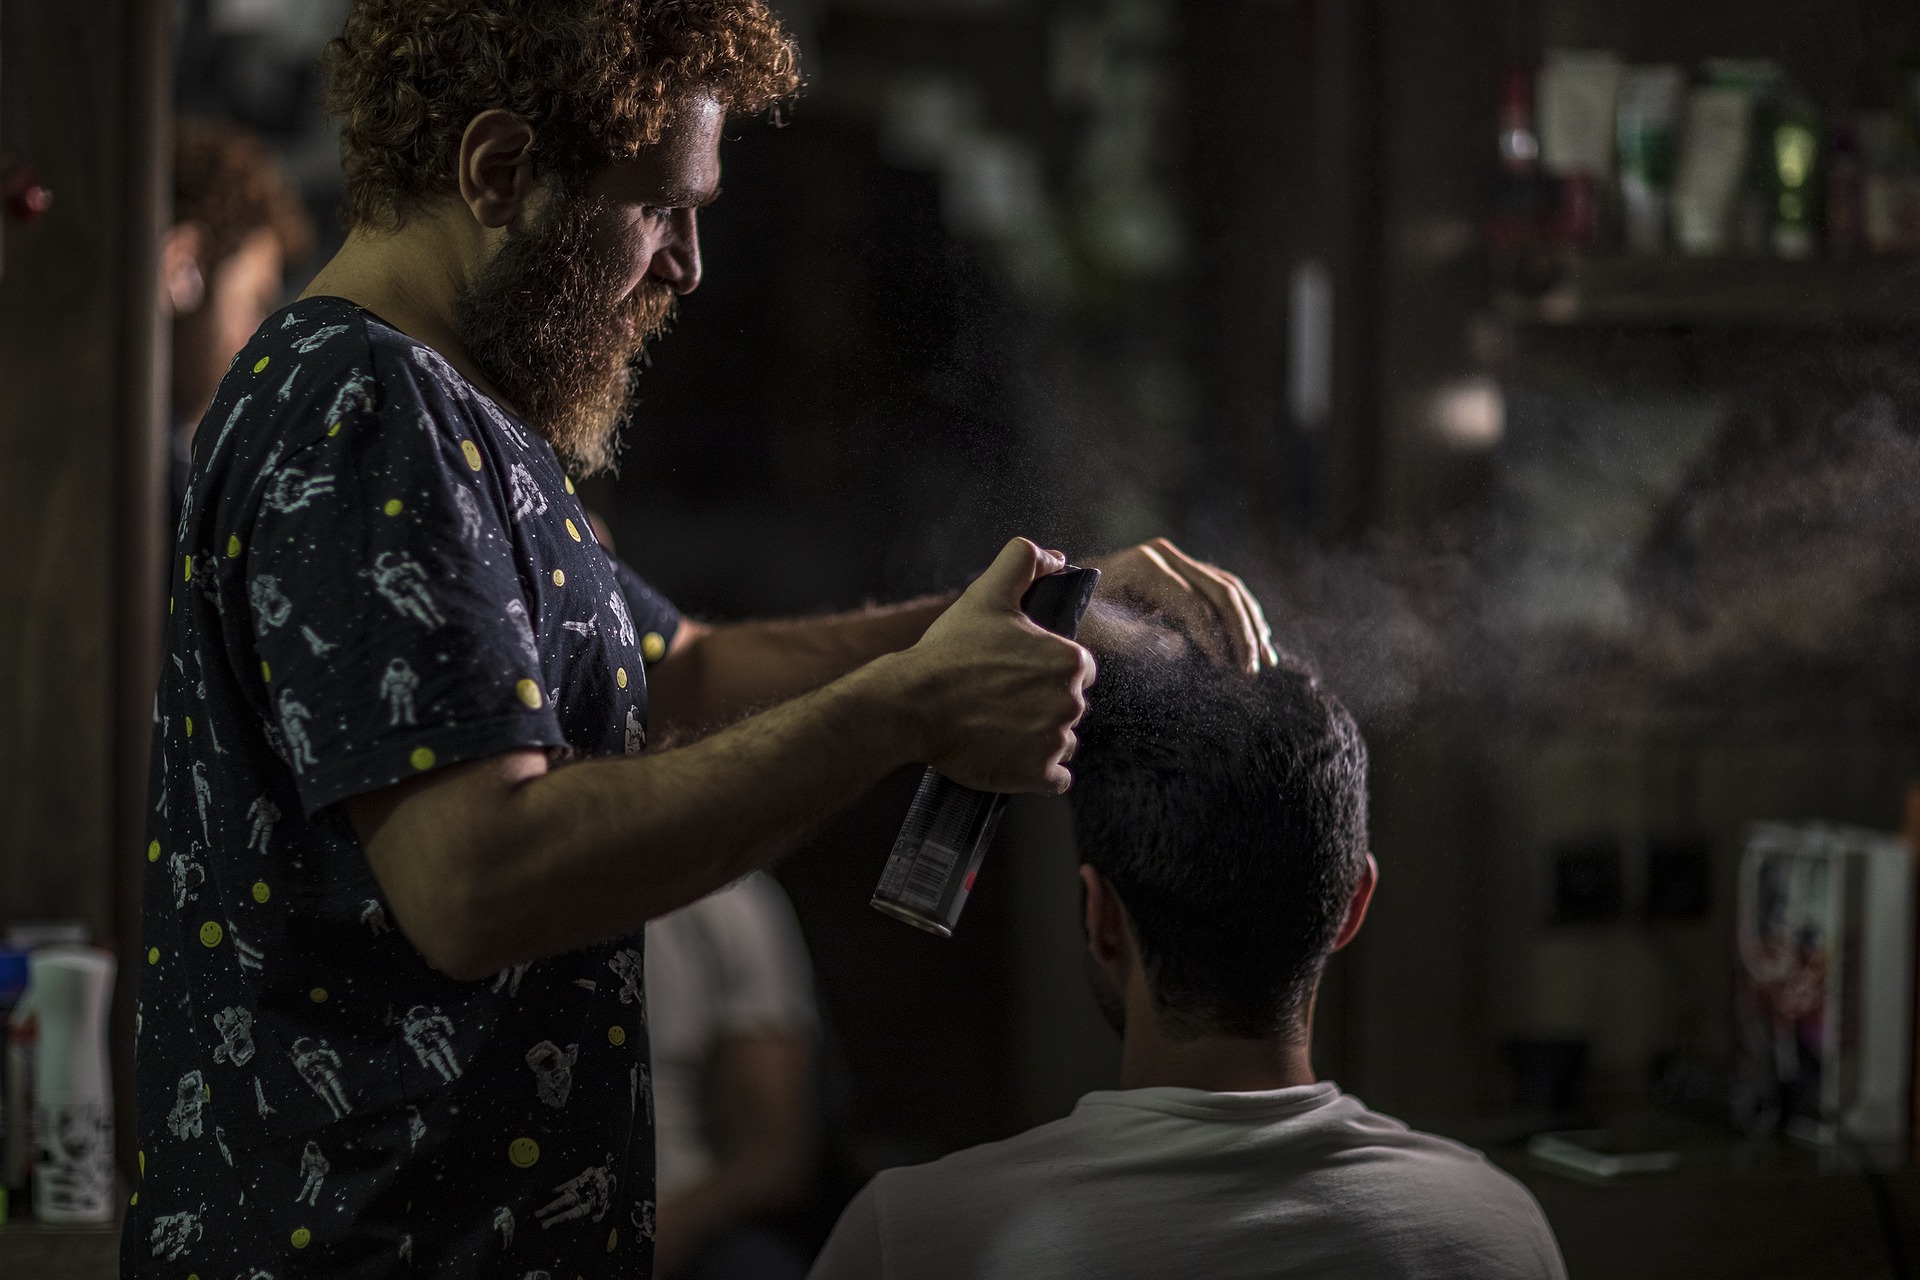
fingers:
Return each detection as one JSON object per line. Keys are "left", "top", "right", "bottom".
{"left": 1085, "top": 537, "right": 1276, "bottom": 673}
{"left": 1109, "top": 543, "right": 1231, "bottom": 667}
{"left": 918, "top": 541, "right": 1095, "bottom": 796}
{"left": 1043, "top": 720, "right": 1078, "bottom": 792}
{"left": 1045, "top": 646, "right": 1095, "bottom": 793}
{"left": 1150, "top": 539, "right": 1270, "bottom": 674}
{"left": 1079, "top": 635, "right": 1099, "bottom": 682}
{"left": 1125, "top": 540, "right": 1253, "bottom": 673}
{"left": 1205, "top": 561, "right": 1279, "bottom": 666}
{"left": 1233, "top": 570, "right": 1281, "bottom": 667}
{"left": 972, "top": 537, "right": 1067, "bottom": 611}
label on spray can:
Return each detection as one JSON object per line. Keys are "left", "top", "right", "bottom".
{"left": 871, "top": 565, "right": 1100, "bottom": 937}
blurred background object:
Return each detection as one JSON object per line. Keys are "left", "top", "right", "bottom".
{"left": 645, "top": 871, "right": 821, "bottom": 1279}
{"left": 10, "top": 0, "right": 1920, "bottom": 1275}
{"left": 163, "top": 115, "right": 314, "bottom": 509}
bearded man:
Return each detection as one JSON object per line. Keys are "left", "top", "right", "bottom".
{"left": 127, "top": 3, "right": 1278, "bottom": 1277}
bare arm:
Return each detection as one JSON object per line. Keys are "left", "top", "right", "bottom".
{"left": 654, "top": 1032, "right": 816, "bottom": 1277}
{"left": 649, "top": 594, "right": 957, "bottom": 737}
{"left": 650, "top": 535, "right": 1283, "bottom": 739}
{"left": 345, "top": 540, "right": 1091, "bottom": 981}
{"left": 348, "top": 663, "right": 914, "bottom": 980}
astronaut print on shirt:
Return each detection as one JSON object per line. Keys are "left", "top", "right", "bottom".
{"left": 127, "top": 296, "right": 681, "bottom": 1279}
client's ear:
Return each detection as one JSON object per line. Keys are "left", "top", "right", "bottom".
{"left": 1079, "top": 864, "right": 1133, "bottom": 971}
{"left": 1330, "top": 853, "right": 1378, "bottom": 953}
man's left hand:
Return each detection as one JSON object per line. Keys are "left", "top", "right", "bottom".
{"left": 1083, "top": 538, "right": 1278, "bottom": 674}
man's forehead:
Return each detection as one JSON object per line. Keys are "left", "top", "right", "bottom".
{"left": 597, "top": 95, "right": 724, "bottom": 206}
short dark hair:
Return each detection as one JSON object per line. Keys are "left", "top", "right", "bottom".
{"left": 1071, "top": 624, "right": 1370, "bottom": 1039}
{"left": 325, "top": 0, "right": 801, "bottom": 230}
{"left": 174, "top": 117, "right": 315, "bottom": 270}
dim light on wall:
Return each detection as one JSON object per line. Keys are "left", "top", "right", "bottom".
{"left": 1288, "top": 260, "right": 1333, "bottom": 432}
{"left": 1429, "top": 376, "right": 1506, "bottom": 449}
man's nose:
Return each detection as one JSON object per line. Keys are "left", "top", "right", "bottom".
{"left": 648, "top": 209, "right": 702, "bottom": 295}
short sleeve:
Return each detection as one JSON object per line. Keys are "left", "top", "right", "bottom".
{"left": 709, "top": 874, "right": 818, "bottom": 1037}
{"left": 606, "top": 553, "right": 681, "bottom": 666}
{"left": 242, "top": 364, "right": 565, "bottom": 816}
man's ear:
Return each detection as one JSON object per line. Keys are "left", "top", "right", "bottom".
{"left": 1330, "top": 853, "right": 1377, "bottom": 953}
{"left": 456, "top": 110, "right": 540, "bottom": 230}
{"left": 162, "top": 223, "right": 207, "bottom": 315}
{"left": 1079, "top": 864, "right": 1131, "bottom": 969}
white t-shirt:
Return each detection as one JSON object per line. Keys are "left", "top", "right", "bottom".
{"left": 809, "top": 1082, "right": 1565, "bottom": 1280}
{"left": 644, "top": 872, "right": 817, "bottom": 1199}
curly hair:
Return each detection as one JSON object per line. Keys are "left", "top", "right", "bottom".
{"left": 174, "top": 117, "right": 316, "bottom": 268}
{"left": 326, "top": 0, "right": 800, "bottom": 229}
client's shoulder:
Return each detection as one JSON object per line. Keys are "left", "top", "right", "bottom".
{"left": 833, "top": 1091, "right": 1565, "bottom": 1280}
{"left": 1301, "top": 1095, "right": 1565, "bottom": 1276}
{"left": 1311, "top": 1093, "right": 1529, "bottom": 1189}
{"left": 884, "top": 1111, "right": 1088, "bottom": 1187}
{"left": 858, "top": 1109, "right": 1097, "bottom": 1217}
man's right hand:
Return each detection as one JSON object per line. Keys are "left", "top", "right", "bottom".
{"left": 886, "top": 538, "right": 1097, "bottom": 795}
{"left": 351, "top": 536, "right": 1095, "bottom": 978}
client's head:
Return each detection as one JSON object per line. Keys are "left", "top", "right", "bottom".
{"left": 1071, "top": 610, "right": 1373, "bottom": 1048}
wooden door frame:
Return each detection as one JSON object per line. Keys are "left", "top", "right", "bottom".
{"left": 110, "top": 0, "right": 172, "bottom": 1175}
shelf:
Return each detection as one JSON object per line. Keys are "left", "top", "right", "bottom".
{"left": 1497, "top": 256, "right": 1920, "bottom": 328}
{"left": 1438, "top": 1111, "right": 1920, "bottom": 1280}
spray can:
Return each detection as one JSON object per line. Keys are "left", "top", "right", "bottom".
{"left": 871, "top": 566, "right": 1100, "bottom": 937}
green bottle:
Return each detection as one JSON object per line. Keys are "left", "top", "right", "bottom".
{"left": 1772, "top": 94, "right": 1822, "bottom": 259}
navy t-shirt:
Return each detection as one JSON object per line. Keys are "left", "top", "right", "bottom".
{"left": 127, "top": 296, "right": 681, "bottom": 1278}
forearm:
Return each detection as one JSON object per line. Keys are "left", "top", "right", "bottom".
{"left": 365, "top": 538, "right": 1091, "bottom": 978}
{"left": 650, "top": 594, "right": 956, "bottom": 734}
{"left": 370, "top": 656, "right": 923, "bottom": 978}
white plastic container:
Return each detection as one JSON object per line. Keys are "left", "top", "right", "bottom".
{"left": 1674, "top": 86, "right": 1758, "bottom": 257}
{"left": 19, "top": 946, "right": 116, "bottom": 1222}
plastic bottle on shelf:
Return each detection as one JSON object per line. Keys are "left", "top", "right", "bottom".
{"left": 18, "top": 946, "right": 116, "bottom": 1223}
{"left": 1769, "top": 93, "right": 1822, "bottom": 260}
{"left": 1490, "top": 66, "right": 1557, "bottom": 293}
{"left": 1857, "top": 109, "right": 1914, "bottom": 254}
{"left": 1717, "top": 62, "right": 1785, "bottom": 257}
{"left": 1674, "top": 89, "right": 1754, "bottom": 255}
{"left": 1499, "top": 66, "right": 1542, "bottom": 177}
{"left": 1, "top": 922, "right": 92, "bottom": 1209}
{"left": 1538, "top": 50, "right": 1624, "bottom": 255}
{"left": 1616, "top": 66, "right": 1685, "bottom": 256}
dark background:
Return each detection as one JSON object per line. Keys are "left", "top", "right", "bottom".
{"left": 9, "top": 0, "right": 1920, "bottom": 1274}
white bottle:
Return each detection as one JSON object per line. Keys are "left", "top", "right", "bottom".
{"left": 20, "top": 946, "right": 116, "bottom": 1223}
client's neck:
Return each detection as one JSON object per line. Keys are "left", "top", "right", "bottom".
{"left": 1118, "top": 980, "right": 1318, "bottom": 1093}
